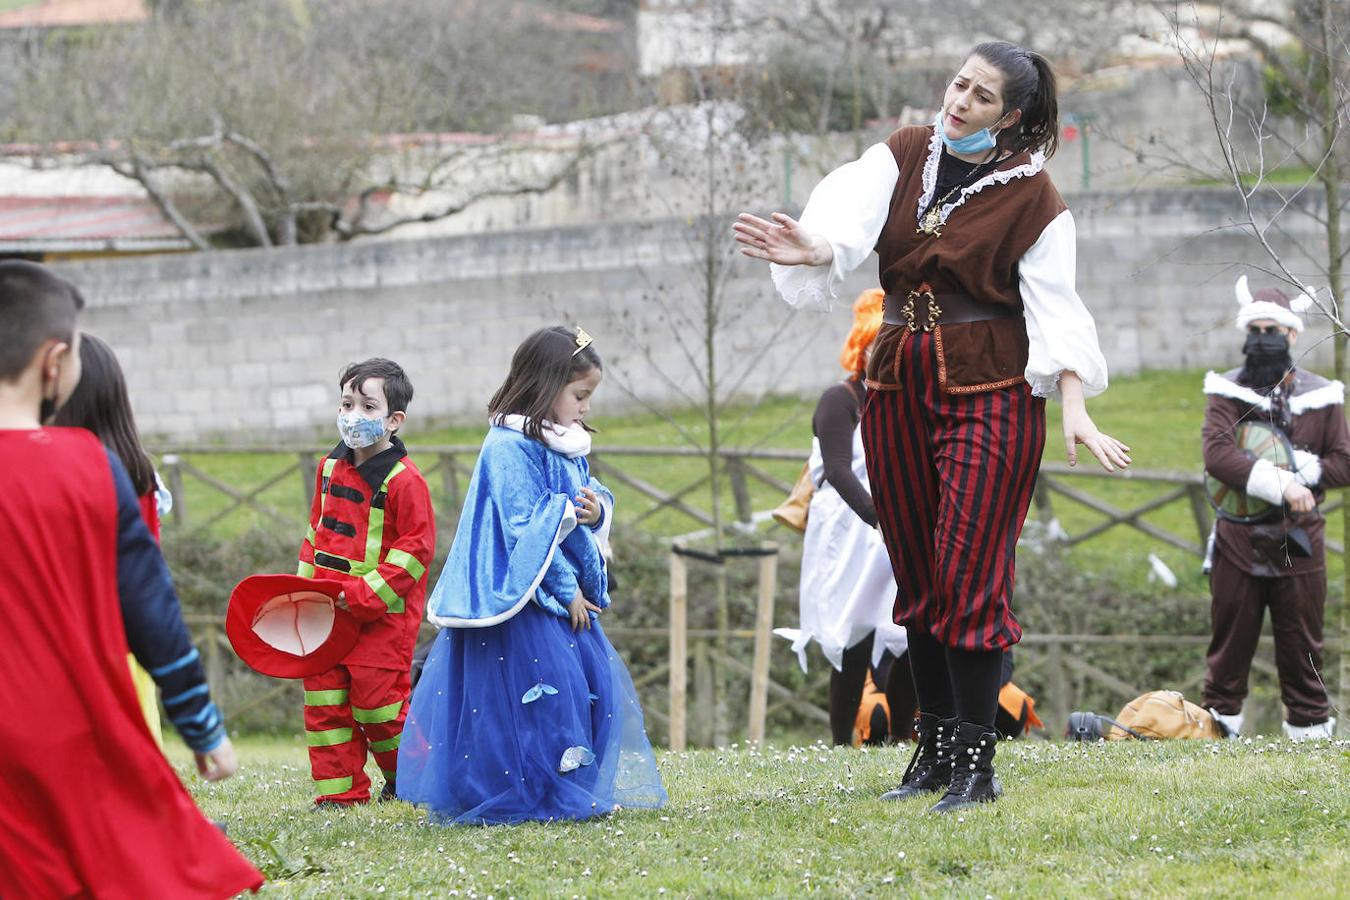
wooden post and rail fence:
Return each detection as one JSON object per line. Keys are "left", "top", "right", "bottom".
{"left": 157, "top": 445, "right": 1343, "bottom": 744}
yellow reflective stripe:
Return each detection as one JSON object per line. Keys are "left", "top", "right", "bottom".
{"left": 385, "top": 548, "right": 425, "bottom": 581}
{"left": 353, "top": 699, "right": 404, "bottom": 724}
{"left": 306, "top": 727, "right": 353, "bottom": 747}
{"left": 313, "top": 775, "right": 352, "bottom": 795}
{"left": 370, "top": 734, "right": 402, "bottom": 753}
{"left": 379, "top": 768, "right": 397, "bottom": 780}
{"left": 364, "top": 503, "right": 385, "bottom": 569}
{"left": 297, "top": 561, "right": 316, "bottom": 578}
{"left": 313, "top": 458, "right": 406, "bottom": 580}
{"left": 304, "top": 689, "right": 349, "bottom": 706}
{"left": 361, "top": 461, "right": 406, "bottom": 569}
{"left": 362, "top": 569, "right": 404, "bottom": 613}
{"left": 305, "top": 524, "right": 316, "bottom": 543}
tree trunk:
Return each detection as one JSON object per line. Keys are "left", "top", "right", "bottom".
{"left": 1319, "top": 0, "right": 1345, "bottom": 352}
{"left": 700, "top": 101, "right": 731, "bottom": 745}
{"left": 1316, "top": 0, "right": 1348, "bottom": 730}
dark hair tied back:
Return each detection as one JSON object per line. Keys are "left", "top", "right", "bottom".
{"left": 488, "top": 326, "right": 603, "bottom": 442}
{"left": 970, "top": 41, "right": 1059, "bottom": 159}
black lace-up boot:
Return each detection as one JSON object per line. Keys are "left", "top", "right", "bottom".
{"left": 930, "top": 720, "right": 1001, "bottom": 813}
{"left": 880, "top": 714, "right": 956, "bottom": 801}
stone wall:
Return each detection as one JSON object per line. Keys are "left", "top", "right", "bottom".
{"left": 53, "top": 186, "right": 1341, "bottom": 441}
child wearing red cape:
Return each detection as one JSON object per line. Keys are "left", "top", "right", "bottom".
{"left": 0, "top": 261, "right": 263, "bottom": 898}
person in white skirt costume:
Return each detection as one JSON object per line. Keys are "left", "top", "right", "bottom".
{"left": 777, "top": 290, "right": 914, "bottom": 745}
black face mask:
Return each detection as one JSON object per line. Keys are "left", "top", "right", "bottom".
{"left": 1239, "top": 331, "right": 1292, "bottom": 390}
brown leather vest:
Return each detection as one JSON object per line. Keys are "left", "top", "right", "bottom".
{"left": 865, "top": 126, "right": 1067, "bottom": 394}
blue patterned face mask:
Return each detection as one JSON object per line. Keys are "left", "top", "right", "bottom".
{"left": 336, "top": 411, "right": 387, "bottom": 450}
{"left": 936, "top": 110, "right": 999, "bottom": 154}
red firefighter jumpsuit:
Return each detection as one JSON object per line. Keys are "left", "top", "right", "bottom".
{"left": 297, "top": 437, "right": 435, "bottom": 804}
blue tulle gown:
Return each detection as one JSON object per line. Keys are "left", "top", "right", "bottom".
{"left": 397, "top": 424, "right": 667, "bottom": 824}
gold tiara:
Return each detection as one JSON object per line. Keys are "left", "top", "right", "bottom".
{"left": 572, "top": 326, "right": 594, "bottom": 356}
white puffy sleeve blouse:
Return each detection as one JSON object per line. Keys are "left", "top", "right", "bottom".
{"left": 768, "top": 144, "right": 1109, "bottom": 400}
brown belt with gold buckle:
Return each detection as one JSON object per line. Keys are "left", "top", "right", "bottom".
{"left": 882, "top": 287, "right": 1022, "bottom": 333}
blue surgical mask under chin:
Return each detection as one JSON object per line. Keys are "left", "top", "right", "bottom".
{"left": 336, "top": 411, "right": 388, "bottom": 450}
{"left": 936, "top": 110, "right": 998, "bottom": 154}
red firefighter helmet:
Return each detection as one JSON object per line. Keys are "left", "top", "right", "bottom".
{"left": 226, "top": 574, "right": 360, "bottom": 678}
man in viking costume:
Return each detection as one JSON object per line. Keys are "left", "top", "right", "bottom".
{"left": 1201, "top": 276, "right": 1350, "bottom": 740}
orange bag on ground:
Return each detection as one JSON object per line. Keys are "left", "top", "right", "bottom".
{"left": 1107, "top": 690, "right": 1223, "bottom": 740}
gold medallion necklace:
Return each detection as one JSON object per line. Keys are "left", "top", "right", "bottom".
{"left": 916, "top": 185, "right": 964, "bottom": 237}
{"left": 916, "top": 149, "right": 1001, "bottom": 238}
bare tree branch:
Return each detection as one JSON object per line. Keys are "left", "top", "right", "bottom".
{"left": 331, "top": 140, "right": 605, "bottom": 240}
{"left": 8, "top": 0, "right": 636, "bottom": 248}
{"left": 110, "top": 153, "right": 211, "bottom": 250}
{"left": 190, "top": 155, "right": 274, "bottom": 247}
{"left": 1165, "top": 0, "right": 1348, "bottom": 331}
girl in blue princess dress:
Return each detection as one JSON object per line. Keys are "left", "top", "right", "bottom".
{"left": 398, "top": 326, "right": 667, "bottom": 824}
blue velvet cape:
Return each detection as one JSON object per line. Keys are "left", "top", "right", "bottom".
{"left": 426, "top": 426, "right": 613, "bottom": 627}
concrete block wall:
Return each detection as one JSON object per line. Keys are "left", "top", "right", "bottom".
{"left": 53, "top": 187, "right": 1342, "bottom": 442}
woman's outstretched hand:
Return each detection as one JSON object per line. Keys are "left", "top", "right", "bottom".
{"left": 733, "top": 212, "right": 832, "bottom": 267}
{"left": 1063, "top": 407, "right": 1132, "bottom": 471}
{"left": 1059, "top": 370, "right": 1131, "bottom": 472}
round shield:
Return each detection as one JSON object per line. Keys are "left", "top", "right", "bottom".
{"left": 1204, "top": 420, "right": 1296, "bottom": 523}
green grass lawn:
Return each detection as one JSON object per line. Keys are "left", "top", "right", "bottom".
{"left": 177, "top": 734, "right": 1348, "bottom": 897}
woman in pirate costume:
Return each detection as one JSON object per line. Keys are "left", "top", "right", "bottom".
{"left": 1201, "top": 277, "right": 1350, "bottom": 741}
{"left": 735, "top": 41, "right": 1130, "bottom": 812}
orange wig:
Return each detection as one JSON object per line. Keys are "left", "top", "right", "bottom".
{"left": 839, "top": 289, "right": 885, "bottom": 380}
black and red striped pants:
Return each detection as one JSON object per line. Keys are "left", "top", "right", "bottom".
{"left": 862, "top": 330, "right": 1045, "bottom": 651}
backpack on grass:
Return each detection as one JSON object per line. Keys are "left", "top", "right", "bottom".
{"left": 1067, "top": 690, "right": 1223, "bottom": 741}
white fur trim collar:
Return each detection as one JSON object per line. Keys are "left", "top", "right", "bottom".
{"left": 1203, "top": 370, "right": 1271, "bottom": 410}
{"left": 1289, "top": 380, "right": 1345, "bottom": 413}
{"left": 497, "top": 415, "right": 592, "bottom": 458}
{"left": 1203, "top": 370, "right": 1344, "bottom": 414}
{"left": 915, "top": 126, "right": 1046, "bottom": 229}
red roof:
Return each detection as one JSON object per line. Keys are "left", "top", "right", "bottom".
{"left": 0, "top": 196, "right": 189, "bottom": 251}
{"left": 0, "top": 0, "right": 147, "bottom": 28}
{"left": 0, "top": 1, "right": 619, "bottom": 33}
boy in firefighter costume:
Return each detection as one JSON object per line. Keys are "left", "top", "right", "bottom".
{"left": 1202, "top": 277, "right": 1349, "bottom": 740}
{"left": 0, "top": 261, "right": 262, "bottom": 898}
{"left": 297, "top": 358, "right": 436, "bottom": 806}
